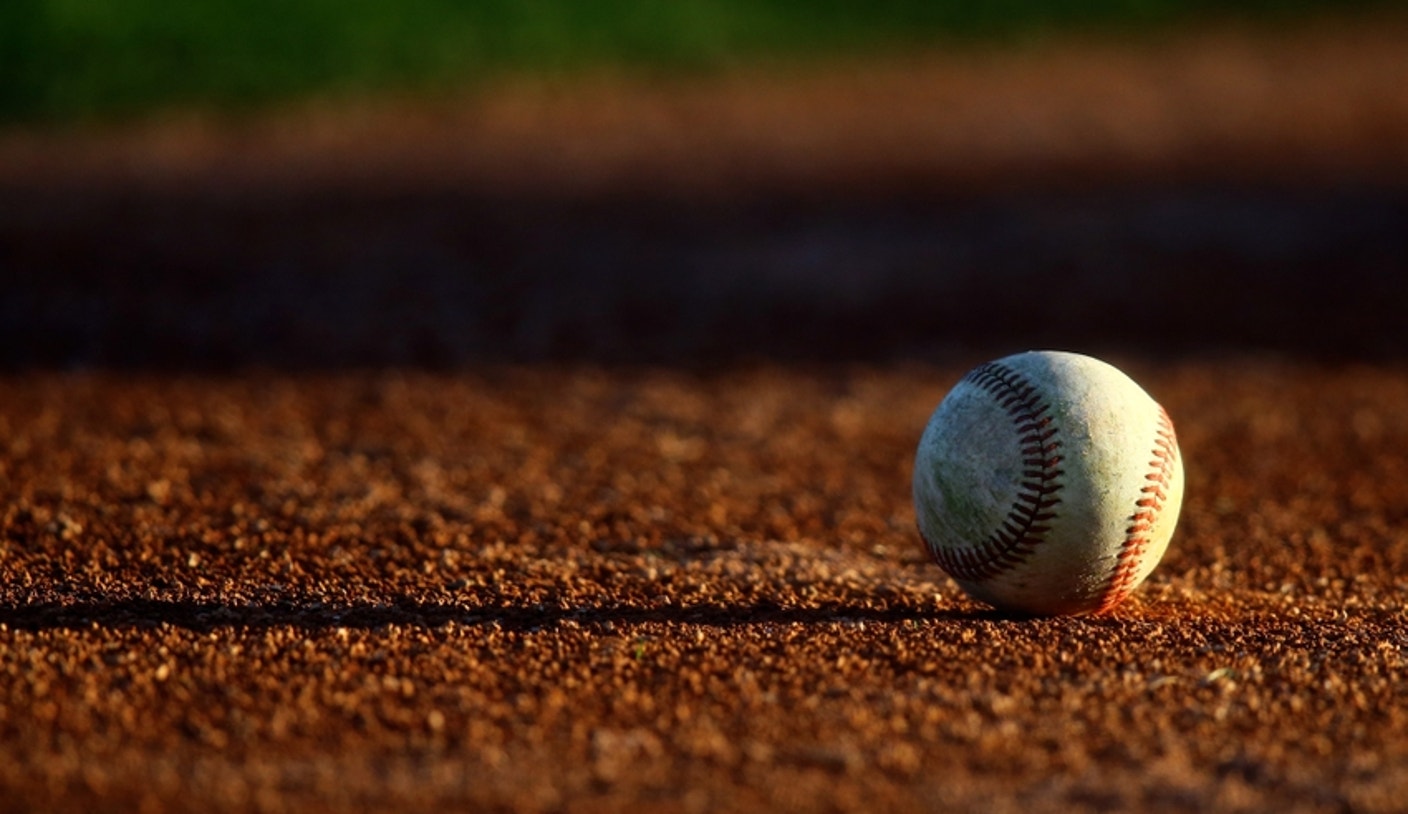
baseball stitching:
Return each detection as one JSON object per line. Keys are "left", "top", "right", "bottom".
{"left": 929, "top": 362, "right": 1066, "bottom": 583}
{"left": 1096, "top": 406, "right": 1178, "bottom": 613}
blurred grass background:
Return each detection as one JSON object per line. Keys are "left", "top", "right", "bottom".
{"left": 1, "top": 0, "right": 1399, "bottom": 124}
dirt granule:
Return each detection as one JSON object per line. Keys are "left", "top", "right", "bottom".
{"left": 2, "top": 361, "right": 1407, "bottom": 812}
{"left": 3, "top": 15, "right": 1408, "bottom": 813}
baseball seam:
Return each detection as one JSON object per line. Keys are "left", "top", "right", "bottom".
{"left": 930, "top": 362, "right": 1065, "bottom": 583}
{"left": 1096, "top": 406, "right": 1178, "bottom": 613}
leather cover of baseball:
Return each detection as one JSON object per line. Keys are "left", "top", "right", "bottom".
{"left": 913, "top": 350, "right": 1184, "bottom": 616}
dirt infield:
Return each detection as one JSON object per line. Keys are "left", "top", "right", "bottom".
{"left": 2, "top": 362, "right": 1408, "bottom": 812}
{"left": 3, "top": 16, "right": 1408, "bottom": 814}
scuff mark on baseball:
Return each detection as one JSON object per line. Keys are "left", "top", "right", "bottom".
{"left": 912, "top": 350, "right": 1185, "bottom": 616}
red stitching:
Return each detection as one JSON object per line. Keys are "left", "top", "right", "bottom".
{"left": 1096, "top": 406, "right": 1178, "bottom": 613}
{"left": 929, "top": 362, "right": 1065, "bottom": 583}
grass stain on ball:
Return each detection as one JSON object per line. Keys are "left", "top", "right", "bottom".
{"left": 913, "top": 350, "right": 1184, "bottom": 616}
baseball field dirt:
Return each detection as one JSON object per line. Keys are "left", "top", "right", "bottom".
{"left": 3, "top": 16, "right": 1408, "bottom": 814}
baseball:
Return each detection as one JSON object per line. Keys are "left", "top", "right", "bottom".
{"left": 912, "top": 350, "right": 1184, "bottom": 616}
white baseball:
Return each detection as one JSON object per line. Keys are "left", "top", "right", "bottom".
{"left": 912, "top": 350, "right": 1184, "bottom": 616}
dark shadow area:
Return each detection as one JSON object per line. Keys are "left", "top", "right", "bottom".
{"left": 0, "top": 596, "right": 1003, "bottom": 632}
{"left": 3, "top": 179, "right": 1406, "bottom": 369}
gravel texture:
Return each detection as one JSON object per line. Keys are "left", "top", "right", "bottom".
{"left": 3, "top": 361, "right": 1408, "bottom": 813}
{"left": 4, "top": 16, "right": 1408, "bottom": 814}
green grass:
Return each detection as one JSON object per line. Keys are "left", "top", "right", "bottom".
{"left": 0, "top": 0, "right": 1398, "bottom": 124}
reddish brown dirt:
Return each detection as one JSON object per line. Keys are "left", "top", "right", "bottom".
{"left": 3, "top": 362, "right": 1408, "bottom": 813}
{"left": 3, "top": 16, "right": 1408, "bottom": 814}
